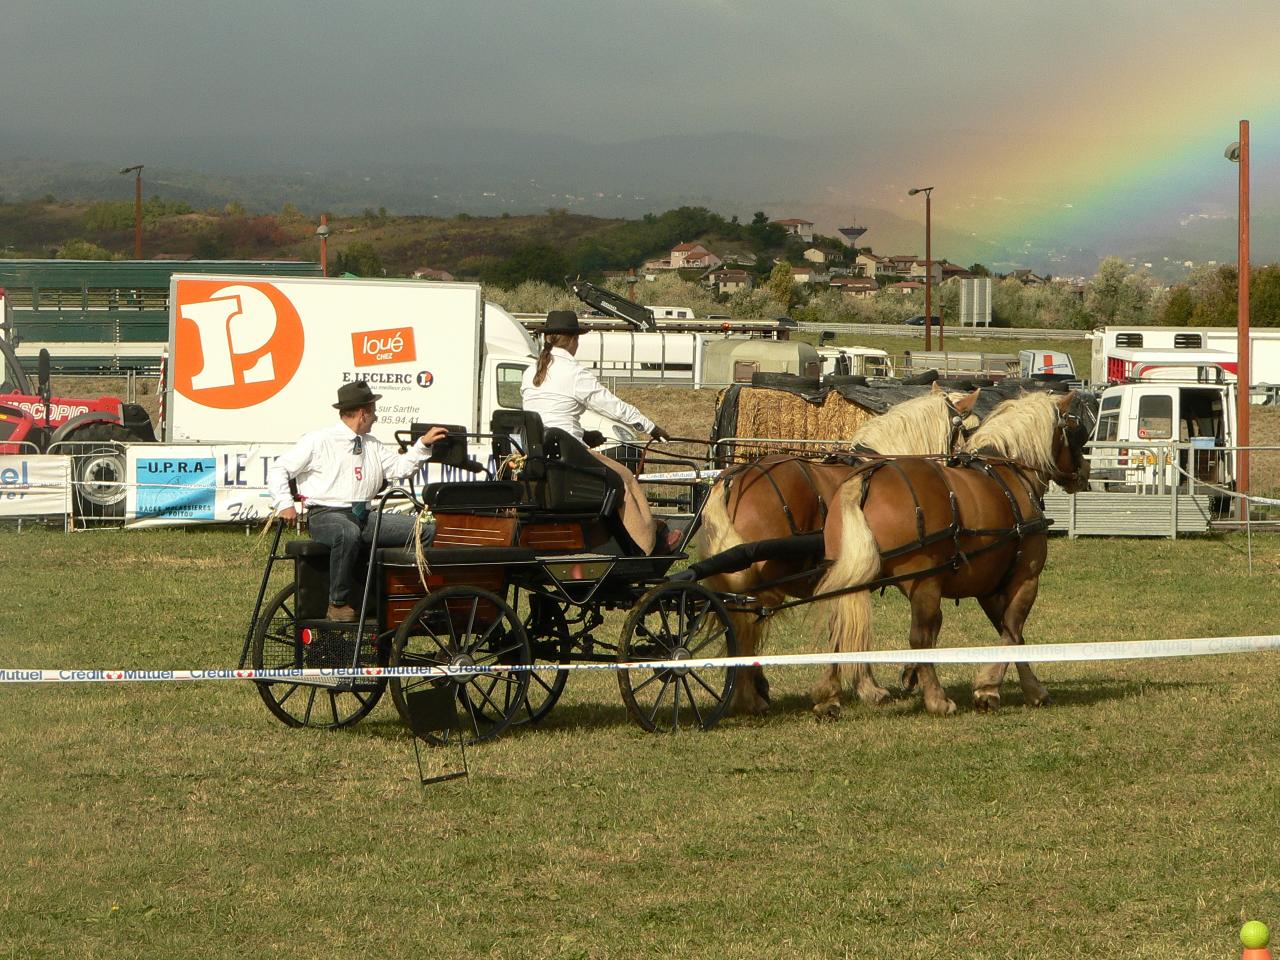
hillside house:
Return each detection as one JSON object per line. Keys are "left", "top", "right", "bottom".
{"left": 886, "top": 254, "right": 919, "bottom": 276}
{"left": 940, "top": 261, "right": 973, "bottom": 281}
{"left": 829, "top": 276, "right": 879, "bottom": 299}
{"left": 670, "top": 242, "right": 722, "bottom": 270}
{"left": 1010, "top": 268, "right": 1049, "bottom": 286}
{"left": 803, "top": 247, "right": 828, "bottom": 264}
{"left": 855, "top": 252, "right": 892, "bottom": 278}
{"left": 907, "top": 260, "right": 944, "bottom": 285}
{"left": 775, "top": 218, "right": 815, "bottom": 244}
{"left": 720, "top": 250, "right": 758, "bottom": 267}
{"left": 886, "top": 280, "right": 926, "bottom": 295}
{"left": 791, "top": 265, "right": 819, "bottom": 284}
{"left": 412, "top": 267, "right": 455, "bottom": 281}
{"left": 708, "top": 268, "right": 753, "bottom": 296}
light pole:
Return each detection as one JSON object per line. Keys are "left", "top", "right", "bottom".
{"left": 119, "top": 165, "right": 144, "bottom": 259}
{"left": 908, "top": 186, "right": 934, "bottom": 350}
{"left": 1225, "top": 123, "right": 1250, "bottom": 511}
{"left": 316, "top": 214, "right": 330, "bottom": 277}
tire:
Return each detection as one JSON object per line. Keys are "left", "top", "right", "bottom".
{"left": 250, "top": 583, "right": 387, "bottom": 729}
{"left": 511, "top": 590, "right": 571, "bottom": 724}
{"left": 617, "top": 582, "right": 737, "bottom": 733}
{"left": 67, "top": 422, "right": 133, "bottom": 520}
{"left": 389, "top": 586, "right": 531, "bottom": 746}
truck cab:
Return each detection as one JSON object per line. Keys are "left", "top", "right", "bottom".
{"left": 1090, "top": 378, "right": 1235, "bottom": 493}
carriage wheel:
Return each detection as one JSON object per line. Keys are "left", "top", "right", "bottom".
{"left": 510, "top": 589, "right": 571, "bottom": 724}
{"left": 390, "top": 586, "right": 532, "bottom": 746}
{"left": 250, "top": 584, "right": 387, "bottom": 729}
{"left": 617, "top": 582, "right": 737, "bottom": 733}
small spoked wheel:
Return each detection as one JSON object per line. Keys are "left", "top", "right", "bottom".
{"left": 390, "top": 586, "right": 532, "bottom": 746}
{"left": 510, "top": 589, "right": 571, "bottom": 725}
{"left": 617, "top": 582, "right": 737, "bottom": 733}
{"left": 250, "top": 584, "right": 387, "bottom": 729}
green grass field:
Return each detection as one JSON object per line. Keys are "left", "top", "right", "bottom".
{"left": 3, "top": 526, "right": 1279, "bottom": 959}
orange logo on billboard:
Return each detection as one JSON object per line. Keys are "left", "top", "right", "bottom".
{"left": 352, "top": 327, "right": 416, "bottom": 367}
{"left": 173, "top": 280, "right": 305, "bottom": 409}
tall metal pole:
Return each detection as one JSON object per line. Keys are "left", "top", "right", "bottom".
{"left": 924, "top": 191, "right": 933, "bottom": 351}
{"left": 133, "top": 169, "right": 143, "bottom": 259}
{"left": 1237, "top": 119, "right": 1250, "bottom": 506}
{"left": 318, "top": 214, "right": 330, "bottom": 277}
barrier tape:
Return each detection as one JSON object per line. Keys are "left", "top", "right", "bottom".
{"left": 3, "top": 634, "right": 1277, "bottom": 684}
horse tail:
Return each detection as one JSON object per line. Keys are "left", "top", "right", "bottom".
{"left": 811, "top": 475, "right": 881, "bottom": 710}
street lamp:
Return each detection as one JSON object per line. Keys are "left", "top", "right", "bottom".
{"left": 316, "top": 214, "right": 330, "bottom": 277}
{"left": 1225, "top": 122, "right": 1250, "bottom": 512}
{"left": 119, "top": 164, "right": 143, "bottom": 259}
{"left": 908, "top": 186, "right": 934, "bottom": 350}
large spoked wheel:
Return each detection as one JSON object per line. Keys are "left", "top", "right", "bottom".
{"left": 248, "top": 586, "right": 384, "bottom": 727}
{"left": 390, "top": 586, "right": 532, "bottom": 746}
{"left": 618, "top": 582, "right": 738, "bottom": 733}
{"left": 510, "top": 589, "right": 571, "bottom": 725}
{"left": 250, "top": 584, "right": 387, "bottom": 729}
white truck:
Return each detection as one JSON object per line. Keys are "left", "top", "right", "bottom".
{"left": 141, "top": 275, "right": 638, "bottom": 525}
{"left": 1092, "top": 326, "right": 1280, "bottom": 401}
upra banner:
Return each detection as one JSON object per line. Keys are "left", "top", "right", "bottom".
{"left": 125, "top": 443, "right": 291, "bottom": 528}
{"left": 0, "top": 455, "right": 72, "bottom": 518}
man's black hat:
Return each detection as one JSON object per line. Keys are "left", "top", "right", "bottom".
{"left": 333, "top": 380, "right": 382, "bottom": 410}
{"left": 544, "top": 310, "right": 582, "bottom": 336}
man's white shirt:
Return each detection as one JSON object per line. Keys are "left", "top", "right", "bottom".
{"left": 520, "top": 347, "right": 654, "bottom": 440}
{"left": 267, "top": 422, "right": 430, "bottom": 512}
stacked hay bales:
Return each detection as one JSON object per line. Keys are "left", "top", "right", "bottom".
{"left": 719, "top": 385, "right": 878, "bottom": 462}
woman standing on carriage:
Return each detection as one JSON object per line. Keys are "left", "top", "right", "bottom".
{"left": 521, "top": 310, "right": 674, "bottom": 555}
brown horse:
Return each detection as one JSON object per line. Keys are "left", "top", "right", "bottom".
{"left": 810, "top": 391, "right": 1093, "bottom": 717}
{"left": 694, "top": 386, "right": 982, "bottom": 716}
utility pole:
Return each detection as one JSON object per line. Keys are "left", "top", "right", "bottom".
{"left": 119, "top": 165, "right": 144, "bottom": 259}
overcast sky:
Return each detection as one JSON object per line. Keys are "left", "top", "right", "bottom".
{"left": 2, "top": 0, "right": 1277, "bottom": 257}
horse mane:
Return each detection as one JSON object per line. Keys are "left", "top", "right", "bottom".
{"left": 850, "top": 391, "right": 966, "bottom": 456}
{"left": 962, "top": 392, "right": 1059, "bottom": 474}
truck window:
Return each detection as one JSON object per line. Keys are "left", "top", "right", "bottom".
{"left": 1100, "top": 394, "right": 1121, "bottom": 413}
{"left": 496, "top": 363, "right": 524, "bottom": 409}
{"left": 1136, "top": 395, "right": 1173, "bottom": 440}
{"left": 1096, "top": 413, "right": 1118, "bottom": 443}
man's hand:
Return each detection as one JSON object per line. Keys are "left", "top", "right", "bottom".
{"left": 419, "top": 425, "right": 450, "bottom": 448}
{"left": 649, "top": 425, "right": 672, "bottom": 442}
{"left": 278, "top": 506, "right": 298, "bottom": 523}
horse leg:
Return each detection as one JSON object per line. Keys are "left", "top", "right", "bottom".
{"left": 973, "top": 575, "right": 1050, "bottom": 709}
{"left": 727, "top": 608, "right": 772, "bottom": 716}
{"left": 906, "top": 582, "right": 955, "bottom": 716}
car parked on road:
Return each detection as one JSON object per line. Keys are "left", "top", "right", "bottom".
{"left": 903, "top": 315, "right": 940, "bottom": 326}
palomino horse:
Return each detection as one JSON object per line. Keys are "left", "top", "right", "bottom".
{"left": 694, "top": 386, "right": 982, "bottom": 715}
{"left": 810, "top": 391, "right": 1093, "bottom": 717}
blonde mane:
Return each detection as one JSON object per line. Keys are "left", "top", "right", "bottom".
{"left": 851, "top": 391, "right": 968, "bottom": 456}
{"left": 962, "top": 392, "right": 1059, "bottom": 475}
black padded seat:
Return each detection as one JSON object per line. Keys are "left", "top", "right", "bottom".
{"left": 376, "top": 546, "right": 538, "bottom": 567}
{"left": 286, "top": 539, "right": 334, "bottom": 558}
{"left": 541, "top": 427, "right": 621, "bottom": 516}
{"left": 425, "top": 480, "right": 526, "bottom": 511}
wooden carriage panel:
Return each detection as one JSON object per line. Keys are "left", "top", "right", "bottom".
{"left": 518, "top": 522, "right": 586, "bottom": 551}
{"left": 431, "top": 513, "right": 517, "bottom": 548}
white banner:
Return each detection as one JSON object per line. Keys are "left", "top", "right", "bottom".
{"left": 0, "top": 455, "right": 71, "bottom": 518}
{"left": 125, "top": 443, "right": 291, "bottom": 527}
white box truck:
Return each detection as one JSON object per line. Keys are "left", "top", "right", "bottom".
{"left": 135, "top": 275, "right": 642, "bottom": 526}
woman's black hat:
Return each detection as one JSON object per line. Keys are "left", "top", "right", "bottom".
{"left": 544, "top": 310, "right": 582, "bottom": 336}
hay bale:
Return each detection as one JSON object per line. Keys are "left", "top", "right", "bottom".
{"left": 725, "top": 386, "right": 876, "bottom": 460}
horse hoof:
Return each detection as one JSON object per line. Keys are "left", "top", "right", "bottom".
{"left": 899, "top": 665, "right": 919, "bottom": 693}
{"left": 973, "top": 691, "right": 1000, "bottom": 712}
{"left": 926, "top": 698, "right": 957, "bottom": 717}
{"left": 813, "top": 701, "right": 842, "bottom": 721}
{"left": 1026, "top": 691, "right": 1052, "bottom": 708}
{"left": 857, "top": 684, "right": 893, "bottom": 707}
{"left": 752, "top": 671, "right": 772, "bottom": 704}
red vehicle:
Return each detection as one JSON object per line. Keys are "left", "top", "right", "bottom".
{"left": 1, "top": 289, "right": 155, "bottom": 516}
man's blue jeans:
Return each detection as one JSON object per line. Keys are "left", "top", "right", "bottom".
{"left": 307, "top": 508, "right": 436, "bottom": 606}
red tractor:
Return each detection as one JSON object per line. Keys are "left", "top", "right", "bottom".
{"left": 1, "top": 303, "right": 156, "bottom": 518}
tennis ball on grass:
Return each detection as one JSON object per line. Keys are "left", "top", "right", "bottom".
{"left": 1241, "top": 921, "right": 1269, "bottom": 949}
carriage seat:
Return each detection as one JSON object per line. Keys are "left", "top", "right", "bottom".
{"left": 424, "top": 480, "right": 526, "bottom": 512}
{"left": 286, "top": 539, "right": 335, "bottom": 558}
{"left": 540, "top": 427, "right": 622, "bottom": 517}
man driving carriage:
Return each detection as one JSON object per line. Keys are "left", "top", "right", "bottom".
{"left": 266, "top": 380, "right": 449, "bottom": 622}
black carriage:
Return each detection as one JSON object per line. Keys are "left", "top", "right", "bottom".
{"left": 240, "top": 411, "right": 738, "bottom": 743}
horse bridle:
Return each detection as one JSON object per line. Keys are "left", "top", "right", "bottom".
{"left": 944, "top": 398, "right": 979, "bottom": 454}
{"left": 1044, "top": 405, "right": 1092, "bottom": 488}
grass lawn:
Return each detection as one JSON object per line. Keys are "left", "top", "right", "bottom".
{"left": 2, "top": 526, "right": 1279, "bottom": 959}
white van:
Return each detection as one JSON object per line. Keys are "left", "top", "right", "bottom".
{"left": 1090, "top": 378, "right": 1236, "bottom": 492}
